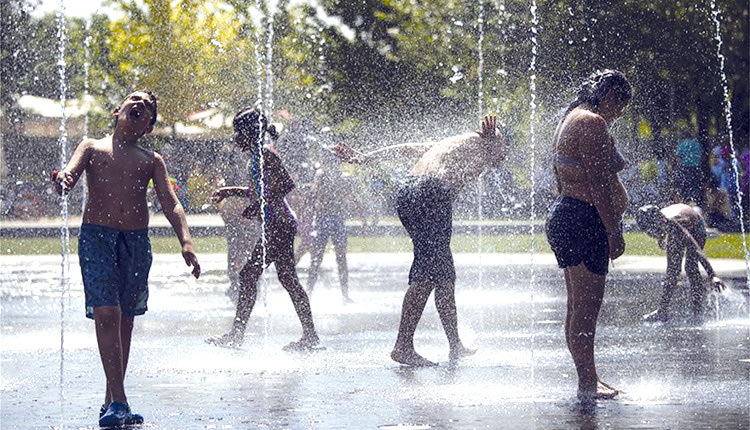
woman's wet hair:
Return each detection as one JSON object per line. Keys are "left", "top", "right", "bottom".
{"left": 233, "top": 106, "right": 279, "bottom": 147}
{"left": 565, "top": 69, "right": 631, "bottom": 115}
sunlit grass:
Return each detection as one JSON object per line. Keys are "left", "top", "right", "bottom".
{"left": 1, "top": 232, "right": 746, "bottom": 258}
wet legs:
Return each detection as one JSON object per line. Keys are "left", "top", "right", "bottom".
{"left": 391, "top": 280, "right": 473, "bottom": 366}
{"left": 332, "top": 236, "right": 351, "bottom": 302}
{"left": 564, "top": 265, "right": 618, "bottom": 400}
{"left": 277, "top": 263, "right": 320, "bottom": 347}
{"left": 434, "top": 281, "right": 475, "bottom": 359}
{"left": 685, "top": 249, "right": 705, "bottom": 321}
{"left": 306, "top": 237, "right": 326, "bottom": 294}
{"left": 391, "top": 280, "right": 437, "bottom": 366}
{"left": 207, "top": 257, "right": 261, "bottom": 347}
{"left": 94, "top": 306, "right": 135, "bottom": 406}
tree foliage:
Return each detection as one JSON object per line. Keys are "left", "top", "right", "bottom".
{"left": 2, "top": 0, "right": 747, "bottom": 151}
{"left": 108, "top": 0, "right": 255, "bottom": 126}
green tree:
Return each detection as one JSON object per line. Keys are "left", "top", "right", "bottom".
{"left": 109, "top": 0, "right": 256, "bottom": 128}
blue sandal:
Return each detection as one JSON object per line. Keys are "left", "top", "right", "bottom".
{"left": 99, "top": 402, "right": 144, "bottom": 427}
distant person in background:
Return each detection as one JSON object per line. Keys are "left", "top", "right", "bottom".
{"left": 717, "top": 146, "right": 740, "bottom": 222}
{"left": 741, "top": 149, "right": 750, "bottom": 222}
{"left": 335, "top": 115, "right": 507, "bottom": 367}
{"left": 637, "top": 204, "right": 726, "bottom": 324}
{"left": 292, "top": 181, "right": 316, "bottom": 264}
{"left": 306, "top": 152, "right": 353, "bottom": 303}
{"left": 273, "top": 110, "right": 317, "bottom": 266}
{"left": 709, "top": 143, "right": 725, "bottom": 184}
{"left": 702, "top": 176, "right": 736, "bottom": 232}
{"left": 220, "top": 194, "right": 260, "bottom": 303}
{"left": 216, "top": 144, "right": 259, "bottom": 303}
{"left": 653, "top": 136, "right": 672, "bottom": 205}
{"left": 675, "top": 131, "right": 703, "bottom": 205}
{"left": 545, "top": 69, "right": 631, "bottom": 402}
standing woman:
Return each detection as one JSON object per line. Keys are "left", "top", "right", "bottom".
{"left": 545, "top": 70, "right": 631, "bottom": 401}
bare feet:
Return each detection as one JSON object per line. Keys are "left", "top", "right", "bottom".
{"left": 283, "top": 336, "right": 324, "bottom": 351}
{"left": 206, "top": 331, "right": 244, "bottom": 348}
{"left": 448, "top": 345, "right": 477, "bottom": 361}
{"left": 391, "top": 348, "right": 438, "bottom": 367}
{"left": 578, "top": 380, "right": 619, "bottom": 402}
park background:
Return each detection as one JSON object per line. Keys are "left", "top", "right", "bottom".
{"left": 0, "top": 0, "right": 748, "bottom": 258}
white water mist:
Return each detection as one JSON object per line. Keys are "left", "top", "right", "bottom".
{"left": 55, "top": 2, "right": 70, "bottom": 427}
{"left": 709, "top": 0, "right": 750, "bottom": 289}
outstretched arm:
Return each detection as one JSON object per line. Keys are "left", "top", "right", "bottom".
{"left": 153, "top": 153, "right": 200, "bottom": 279}
{"left": 333, "top": 142, "right": 433, "bottom": 165}
{"left": 211, "top": 186, "right": 250, "bottom": 204}
{"left": 696, "top": 253, "right": 726, "bottom": 291}
{"left": 51, "top": 139, "right": 94, "bottom": 194}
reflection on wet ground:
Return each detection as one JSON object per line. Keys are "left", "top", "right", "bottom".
{"left": 1, "top": 253, "right": 748, "bottom": 429}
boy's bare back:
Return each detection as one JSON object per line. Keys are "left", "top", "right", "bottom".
{"left": 410, "top": 117, "right": 505, "bottom": 196}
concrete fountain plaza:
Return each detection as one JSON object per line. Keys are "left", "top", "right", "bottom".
{"left": 1, "top": 250, "right": 749, "bottom": 429}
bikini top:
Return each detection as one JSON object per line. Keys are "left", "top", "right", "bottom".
{"left": 554, "top": 146, "right": 627, "bottom": 172}
{"left": 553, "top": 146, "right": 627, "bottom": 192}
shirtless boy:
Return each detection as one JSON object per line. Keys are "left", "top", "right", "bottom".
{"left": 335, "top": 115, "right": 507, "bottom": 366}
{"left": 52, "top": 90, "right": 200, "bottom": 428}
{"left": 637, "top": 203, "right": 726, "bottom": 323}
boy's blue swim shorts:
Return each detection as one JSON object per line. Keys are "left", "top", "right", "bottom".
{"left": 78, "top": 223, "right": 152, "bottom": 319}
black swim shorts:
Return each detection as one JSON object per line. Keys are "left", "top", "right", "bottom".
{"left": 396, "top": 176, "right": 455, "bottom": 284}
{"left": 545, "top": 196, "right": 609, "bottom": 276}
{"left": 248, "top": 220, "right": 298, "bottom": 268}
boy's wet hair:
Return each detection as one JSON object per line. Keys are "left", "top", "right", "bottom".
{"left": 141, "top": 89, "right": 158, "bottom": 126}
{"left": 233, "top": 106, "right": 278, "bottom": 145}
{"left": 566, "top": 69, "right": 631, "bottom": 114}
{"left": 636, "top": 204, "right": 663, "bottom": 235}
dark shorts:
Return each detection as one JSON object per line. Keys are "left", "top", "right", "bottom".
{"left": 396, "top": 176, "right": 455, "bottom": 284}
{"left": 312, "top": 215, "right": 347, "bottom": 248}
{"left": 78, "top": 224, "right": 152, "bottom": 319}
{"left": 251, "top": 221, "right": 297, "bottom": 268}
{"left": 545, "top": 197, "right": 609, "bottom": 276}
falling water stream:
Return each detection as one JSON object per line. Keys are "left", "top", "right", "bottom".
{"left": 250, "top": 0, "right": 269, "bottom": 331}
{"left": 708, "top": 0, "right": 750, "bottom": 290}
{"left": 55, "top": 1, "right": 70, "bottom": 428}
{"left": 264, "top": 0, "right": 277, "bottom": 116}
{"left": 528, "top": 0, "right": 539, "bottom": 385}
{"left": 476, "top": 0, "right": 485, "bottom": 288}
{"left": 80, "top": 17, "right": 91, "bottom": 215}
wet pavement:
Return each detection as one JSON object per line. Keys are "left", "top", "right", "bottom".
{"left": 1, "top": 252, "right": 749, "bottom": 429}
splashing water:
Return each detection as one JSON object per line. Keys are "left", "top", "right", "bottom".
{"left": 80, "top": 17, "right": 92, "bottom": 214}
{"left": 264, "top": 0, "right": 277, "bottom": 116}
{"left": 708, "top": 286, "right": 749, "bottom": 322}
{"left": 708, "top": 0, "right": 750, "bottom": 290}
{"left": 251, "top": 0, "right": 271, "bottom": 339}
{"left": 528, "top": 0, "right": 539, "bottom": 384}
{"left": 477, "top": 0, "right": 485, "bottom": 287}
{"left": 55, "top": 1, "right": 70, "bottom": 427}
{"left": 253, "top": 0, "right": 265, "bottom": 108}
